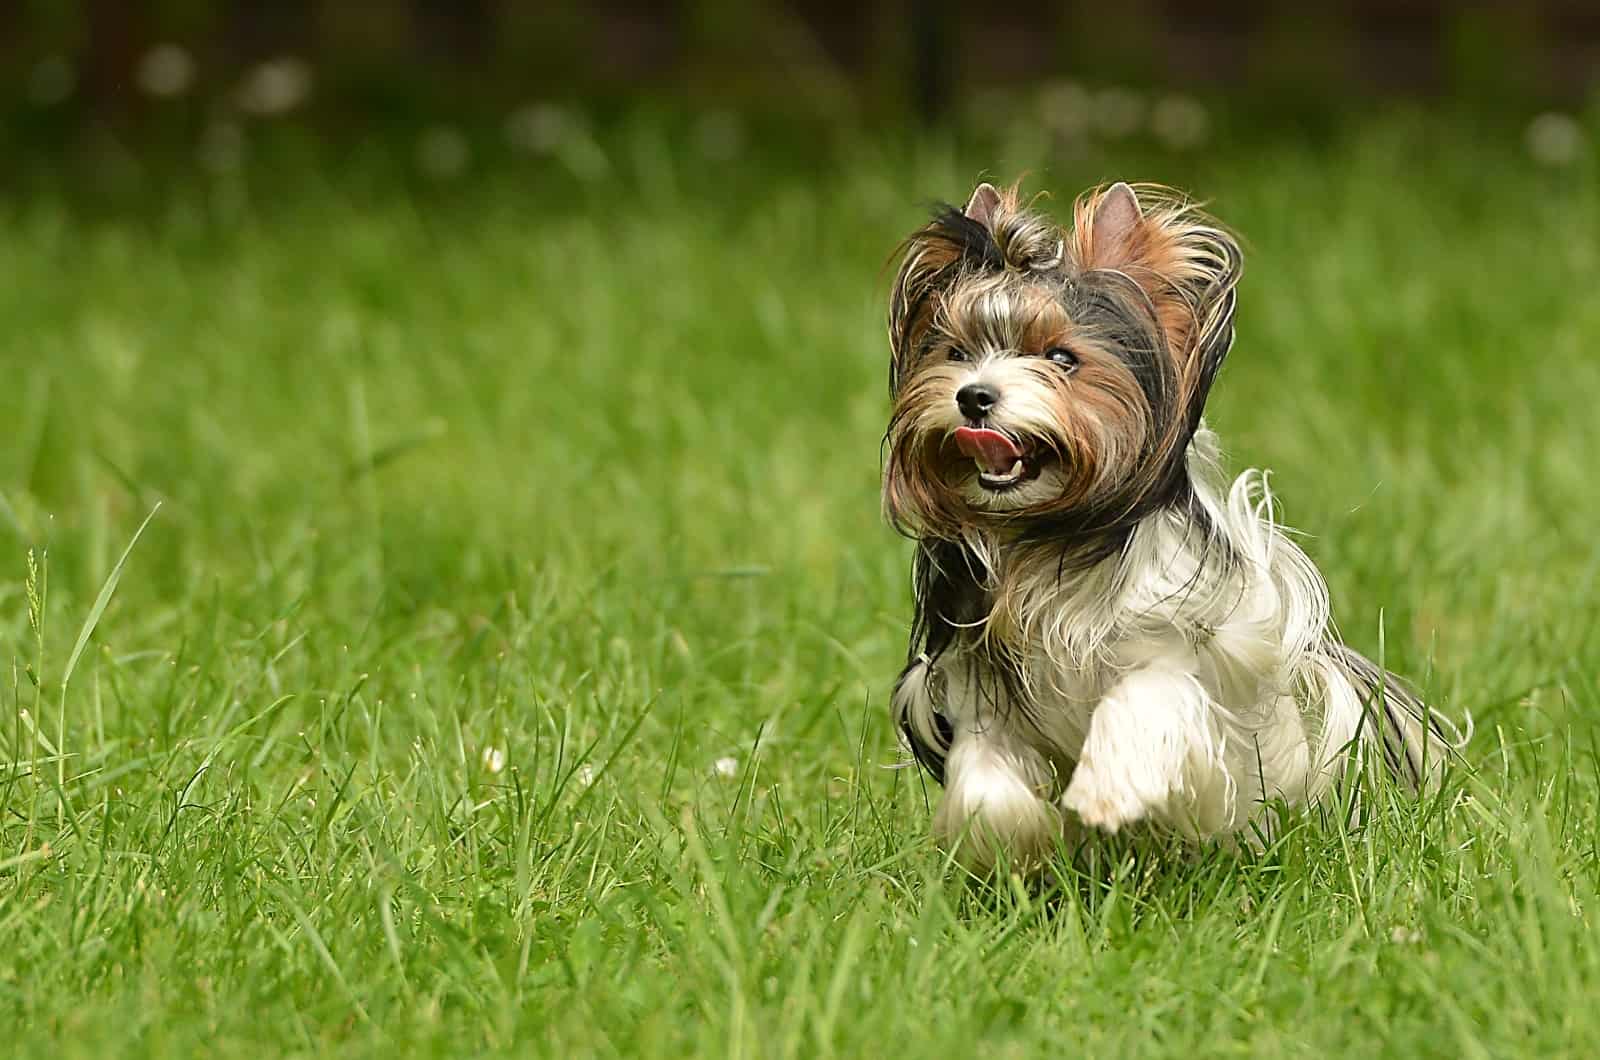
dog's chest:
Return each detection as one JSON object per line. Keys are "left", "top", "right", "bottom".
{"left": 978, "top": 566, "right": 1187, "bottom": 758}
{"left": 957, "top": 614, "right": 1120, "bottom": 763}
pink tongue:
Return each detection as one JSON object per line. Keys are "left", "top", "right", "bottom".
{"left": 953, "top": 427, "right": 1023, "bottom": 475}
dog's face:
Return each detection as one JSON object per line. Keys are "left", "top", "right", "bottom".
{"left": 884, "top": 182, "right": 1242, "bottom": 541}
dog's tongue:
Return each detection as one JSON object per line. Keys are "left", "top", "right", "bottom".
{"left": 954, "top": 427, "right": 1023, "bottom": 475}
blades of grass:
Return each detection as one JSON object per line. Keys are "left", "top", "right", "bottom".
{"left": 344, "top": 418, "right": 447, "bottom": 480}
{"left": 377, "top": 882, "right": 410, "bottom": 990}
{"left": 680, "top": 808, "right": 746, "bottom": 977}
{"left": 61, "top": 503, "right": 161, "bottom": 693}
{"left": 0, "top": 847, "right": 53, "bottom": 873}
{"left": 0, "top": 490, "right": 24, "bottom": 540}
{"left": 269, "top": 885, "right": 373, "bottom": 1026}
{"left": 813, "top": 903, "right": 872, "bottom": 1052}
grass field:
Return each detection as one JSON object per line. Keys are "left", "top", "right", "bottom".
{"left": 3, "top": 110, "right": 1600, "bottom": 1056}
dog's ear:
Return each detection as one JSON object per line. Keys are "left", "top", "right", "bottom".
{"left": 1077, "top": 183, "right": 1240, "bottom": 299}
{"left": 1087, "top": 182, "right": 1143, "bottom": 270}
{"left": 1073, "top": 184, "right": 1241, "bottom": 357}
{"left": 889, "top": 189, "right": 1007, "bottom": 395}
{"left": 964, "top": 182, "right": 1002, "bottom": 229}
{"left": 1073, "top": 183, "right": 1243, "bottom": 447}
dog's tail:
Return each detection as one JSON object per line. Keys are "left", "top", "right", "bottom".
{"left": 1308, "top": 640, "right": 1468, "bottom": 794}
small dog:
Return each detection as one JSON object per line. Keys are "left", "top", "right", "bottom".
{"left": 884, "top": 181, "right": 1459, "bottom": 873}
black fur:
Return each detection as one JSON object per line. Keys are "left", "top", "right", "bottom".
{"left": 895, "top": 536, "right": 1058, "bottom": 785}
{"left": 894, "top": 538, "right": 988, "bottom": 782}
{"left": 1321, "top": 641, "right": 1444, "bottom": 790}
{"left": 888, "top": 205, "right": 1007, "bottom": 396}
{"left": 1180, "top": 246, "right": 1242, "bottom": 442}
{"left": 1012, "top": 269, "right": 1194, "bottom": 567}
{"left": 926, "top": 204, "right": 1008, "bottom": 273}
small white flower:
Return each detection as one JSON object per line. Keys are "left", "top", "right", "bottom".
{"left": 481, "top": 746, "right": 506, "bottom": 774}
{"left": 1388, "top": 925, "right": 1423, "bottom": 945}
{"left": 713, "top": 756, "right": 739, "bottom": 778}
{"left": 28, "top": 56, "right": 75, "bottom": 106}
{"left": 137, "top": 43, "right": 195, "bottom": 99}
{"left": 576, "top": 764, "right": 595, "bottom": 787}
{"left": 237, "top": 57, "right": 312, "bottom": 116}
{"left": 417, "top": 125, "right": 470, "bottom": 180}
{"left": 1526, "top": 112, "right": 1586, "bottom": 167}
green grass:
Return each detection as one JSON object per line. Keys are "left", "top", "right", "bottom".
{"left": 3, "top": 110, "right": 1600, "bottom": 1057}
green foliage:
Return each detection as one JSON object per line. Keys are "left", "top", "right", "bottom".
{"left": 1, "top": 112, "right": 1598, "bottom": 1057}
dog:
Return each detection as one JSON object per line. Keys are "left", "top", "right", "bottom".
{"left": 883, "top": 180, "right": 1461, "bottom": 873}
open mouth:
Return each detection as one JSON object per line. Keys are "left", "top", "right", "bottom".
{"left": 953, "top": 426, "right": 1042, "bottom": 492}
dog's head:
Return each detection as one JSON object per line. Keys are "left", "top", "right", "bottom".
{"left": 884, "top": 181, "right": 1241, "bottom": 547}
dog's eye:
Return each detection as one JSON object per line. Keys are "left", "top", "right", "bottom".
{"left": 1044, "top": 347, "right": 1079, "bottom": 370}
{"left": 947, "top": 347, "right": 971, "bottom": 363}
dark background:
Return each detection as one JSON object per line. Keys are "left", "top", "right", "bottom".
{"left": 3, "top": 2, "right": 1595, "bottom": 134}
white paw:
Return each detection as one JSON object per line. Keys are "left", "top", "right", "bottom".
{"left": 1061, "top": 760, "right": 1172, "bottom": 834}
{"left": 935, "top": 766, "right": 1061, "bottom": 873}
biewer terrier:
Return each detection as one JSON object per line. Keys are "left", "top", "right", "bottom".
{"left": 884, "top": 181, "right": 1459, "bottom": 873}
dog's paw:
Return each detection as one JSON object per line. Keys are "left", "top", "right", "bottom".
{"left": 1060, "top": 760, "right": 1171, "bottom": 833}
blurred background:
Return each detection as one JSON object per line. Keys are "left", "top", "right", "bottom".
{"left": 1, "top": 2, "right": 1597, "bottom": 705}
{"left": 2, "top": 1, "right": 1596, "bottom": 193}
{"left": 5, "top": 9, "right": 1600, "bottom": 1054}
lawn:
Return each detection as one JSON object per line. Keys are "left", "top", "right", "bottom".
{"left": 3, "top": 109, "right": 1599, "bottom": 1057}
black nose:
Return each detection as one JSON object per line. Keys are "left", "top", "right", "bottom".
{"left": 956, "top": 382, "right": 999, "bottom": 420}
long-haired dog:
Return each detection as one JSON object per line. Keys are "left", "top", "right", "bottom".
{"left": 884, "top": 181, "right": 1461, "bottom": 873}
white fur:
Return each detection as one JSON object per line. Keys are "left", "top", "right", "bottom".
{"left": 907, "top": 428, "right": 1459, "bottom": 873}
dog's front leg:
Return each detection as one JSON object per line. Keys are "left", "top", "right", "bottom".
{"left": 898, "top": 653, "right": 1066, "bottom": 872}
{"left": 1061, "top": 660, "right": 1231, "bottom": 835}
{"left": 934, "top": 727, "right": 1062, "bottom": 874}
